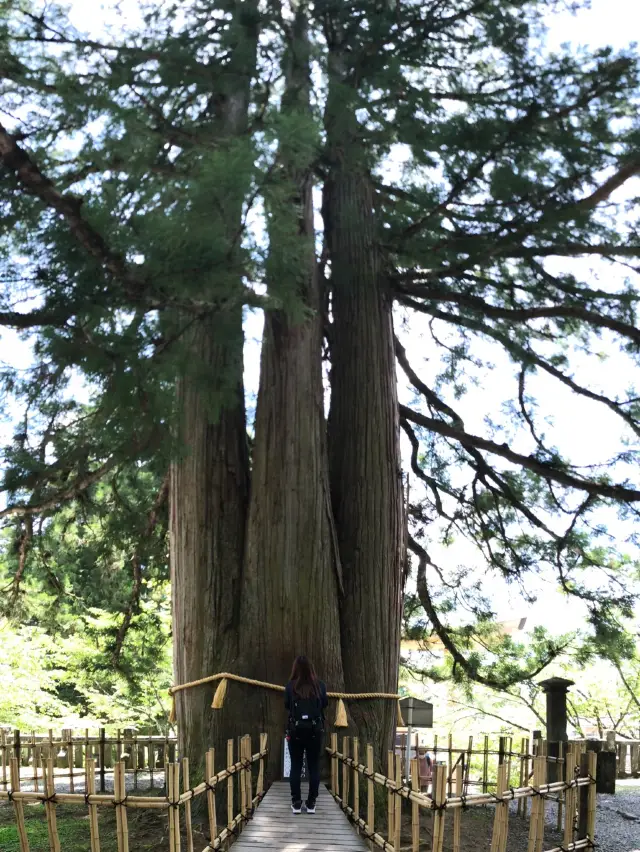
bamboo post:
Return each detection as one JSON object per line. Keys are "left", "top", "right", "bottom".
{"left": 99, "top": 728, "right": 106, "bottom": 793}
{"left": 132, "top": 731, "right": 138, "bottom": 791}
{"left": 258, "top": 733, "right": 267, "bottom": 797}
{"left": 587, "top": 752, "right": 597, "bottom": 844}
{"left": 168, "top": 761, "right": 176, "bottom": 852}
{"left": 563, "top": 749, "right": 576, "bottom": 848}
{"left": 367, "top": 744, "right": 375, "bottom": 846}
{"left": 331, "top": 733, "right": 338, "bottom": 796}
{"left": 13, "top": 729, "right": 21, "bottom": 765}
{"left": 464, "top": 736, "right": 473, "bottom": 796}
{"left": 343, "top": 737, "right": 350, "bottom": 808}
{"left": 48, "top": 729, "right": 54, "bottom": 763}
{"left": 32, "top": 734, "right": 39, "bottom": 793}
{"left": 393, "top": 750, "right": 402, "bottom": 852}
{"left": 205, "top": 749, "right": 217, "bottom": 842}
{"left": 447, "top": 734, "right": 453, "bottom": 797}
{"left": 387, "top": 751, "right": 395, "bottom": 842}
{"left": 69, "top": 730, "right": 75, "bottom": 792}
{"left": 115, "top": 762, "right": 130, "bottom": 852}
{"left": 411, "top": 758, "right": 420, "bottom": 852}
{"left": 182, "top": 758, "right": 194, "bottom": 852}
{"left": 10, "top": 757, "right": 30, "bottom": 852}
{"left": 86, "top": 756, "right": 101, "bottom": 852}
{"left": 227, "top": 739, "right": 234, "bottom": 828}
{"left": 556, "top": 741, "right": 564, "bottom": 831}
{"left": 537, "top": 756, "right": 547, "bottom": 852}
{"left": 43, "top": 757, "right": 61, "bottom": 852}
{"left": 483, "top": 735, "right": 489, "bottom": 793}
{"left": 527, "top": 755, "right": 542, "bottom": 852}
{"left": 453, "top": 763, "right": 463, "bottom": 852}
{"left": 490, "top": 762, "right": 508, "bottom": 852}
{"left": 239, "top": 738, "right": 247, "bottom": 820}
{"left": 1, "top": 729, "right": 7, "bottom": 790}
{"left": 173, "top": 763, "right": 182, "bottom": 852}
{"left": 431, "top": 764, "right": 447, "bottom": 852}
{"left": 353, "top": 738, "right": 359, "bottom": 825}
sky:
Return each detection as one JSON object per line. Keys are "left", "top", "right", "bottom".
{"left": 1, "top": 0, "right": 638, "bottom": 642}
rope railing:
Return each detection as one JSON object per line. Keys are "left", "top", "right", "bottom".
{"left": 1, "top": 731, "right": 269, "bottom": 852}
{"left": 329, "top": 734, "right": 598, "bottom": 852}
{"left": 167, "top": 670, "right": 405, "bottom": 728}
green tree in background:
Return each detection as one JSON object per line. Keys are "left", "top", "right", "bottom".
{"left": 1, "top": 0, "right": 640, "bottom": 778}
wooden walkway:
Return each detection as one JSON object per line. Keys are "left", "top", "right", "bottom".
{"left": 233, "top": 781, "right": 369, "bottom": 851}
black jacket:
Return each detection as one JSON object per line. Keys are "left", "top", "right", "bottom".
{"left": 285, "top": 679, "right": 328, "bottom": 729}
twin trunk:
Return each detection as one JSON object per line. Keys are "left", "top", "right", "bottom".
{"left": 170, "top": 4, "right": 404, "bottom": 784}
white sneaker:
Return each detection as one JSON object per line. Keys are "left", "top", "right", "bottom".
{"left": 305, "top": 801, "right": 316, "bottom": 814}
{"left": 291, "top": 801, "right": 302, "bottom": 814}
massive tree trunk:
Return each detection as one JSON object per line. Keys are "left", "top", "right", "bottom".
{"left": 170, "top": 313, "right": 249, "bottom": 773}
{"left": 170, "top": 0, "right": 258, "bottom": 779}
{"left": 239, "top": 8, "right": 344, "bottom": 779}
{"left": 324, "top": 50, "right": 405, "bottom": 765}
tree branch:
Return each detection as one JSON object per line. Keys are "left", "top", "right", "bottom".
{"left": 401, "top": 405, "right": 640, "bottom": 502}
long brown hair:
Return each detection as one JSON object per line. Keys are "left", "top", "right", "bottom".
{"left": 290, "top": 655, "right": 319, "bottom": 699}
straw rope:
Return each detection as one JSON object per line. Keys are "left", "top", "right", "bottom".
{"left": 168, "top": 672, "right": 404, "bottom": 727}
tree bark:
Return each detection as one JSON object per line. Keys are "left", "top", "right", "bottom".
{"left": 324, "top": 50, "right": 404, "bottom": 765}
{"left": 240, "top": 7, "right": 344, "bottom": 780}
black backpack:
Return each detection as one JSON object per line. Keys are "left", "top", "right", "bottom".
{"left": 290, "top": 693, "right": 323, "bottom": 734}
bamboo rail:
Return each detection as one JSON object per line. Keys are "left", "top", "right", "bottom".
{"left": 329, "top": 737, "right": 597, "bottom": 852}
{"left": 1, "top": 733, "right": 269, "bottom": 852}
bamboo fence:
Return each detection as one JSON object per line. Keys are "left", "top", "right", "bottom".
{"left": 0, "top": 728, "right": 178, "bottom": 793}
{"left": 331, "top": 733, "right": 598, "bottom": 852}
{"left": 0, "top": 731, "right": 268, "bottom": 852}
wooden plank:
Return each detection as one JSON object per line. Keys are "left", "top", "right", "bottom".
{"left": 233, "top": 783, "right": 368, "bottom": 851}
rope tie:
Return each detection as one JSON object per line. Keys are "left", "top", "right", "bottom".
{"left": 509, "top": 787, "right": 516, "bottom": 800}
{"left": 205, "top": 780, "right": 217, "bottom": 793}
{"left": 7, "top": 789, "right": 13, "bottom": 802}
{"left": 460, "top": 794, "right": 468, "bottom": 810}
{"left": 114, "top": 794, "right": 128, "bottom": 809}
{"left": 43, "top": 793, "right": 58, "bottom": 804}
{"left": 84, "top": 792, "right": 92, "bottom": 806}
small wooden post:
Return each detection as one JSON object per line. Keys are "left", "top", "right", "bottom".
{"left": 342, "top": 737, "right": 350, "bottom": 808}
{"left": 239, "top": 737, "right": 247, "bottom": 819}
{"left": 173, "top": 762, "right": 182, "bottom": 852}
{"left": 227, "top": 739, "right": 234, "bottom": 828}
{"left": 353, "top": 738, "right": 360, "bottom": 824}
{"left": 447, "top": 733, "right": 453, "bottom": 797}
{"left": 10, "top": 757, "right": 30, "bottom": 852}
{"left": 205, "top": 748, "right": 217, "bottom": 842}
{"left": 43, "top": 757, "right": 61, "bottom": 852}
{"left": 586, "top": 752, "right": 597, "bottom": 843}
{"left": 132, "top": 731, "right": 139, "bottom": 791}
{"left": 387, "top": 751, "right": 395, "bottom": 842}
{"left": 393, "top": 749, "right": 402, "bottom": 852}
{"left": 411, "top": 758, "right": 420, "bottom": 852}
{"left": 367, "top": 744, "right": 375, "bottom": 845}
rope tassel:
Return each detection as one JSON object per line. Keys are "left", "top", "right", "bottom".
{"left": 334, "top": 698, "right": 348, "bottom": 728}
{"left": 211, "top": 677, "right": 228, "bottom": 710}
{"left": 396, "top": 700, "right": 405, "bottom": 727}
{"left": 169, "top": 693, "right": 177, "bottom": 724}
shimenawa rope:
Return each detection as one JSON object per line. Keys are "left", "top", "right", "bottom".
{"left": 168, "top": 672, "right": 404, "bottom": 728}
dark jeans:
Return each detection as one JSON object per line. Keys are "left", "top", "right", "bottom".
{"left": 288, "top": 732, "right": 322, "bottom": 803}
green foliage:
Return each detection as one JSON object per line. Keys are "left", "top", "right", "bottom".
{"left": 0, "top": 0, "right": 639, "bottom": 699}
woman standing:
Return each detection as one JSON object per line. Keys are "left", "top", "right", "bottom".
{"left": 285, "top": 655, "right": 328, "bottom": 814}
